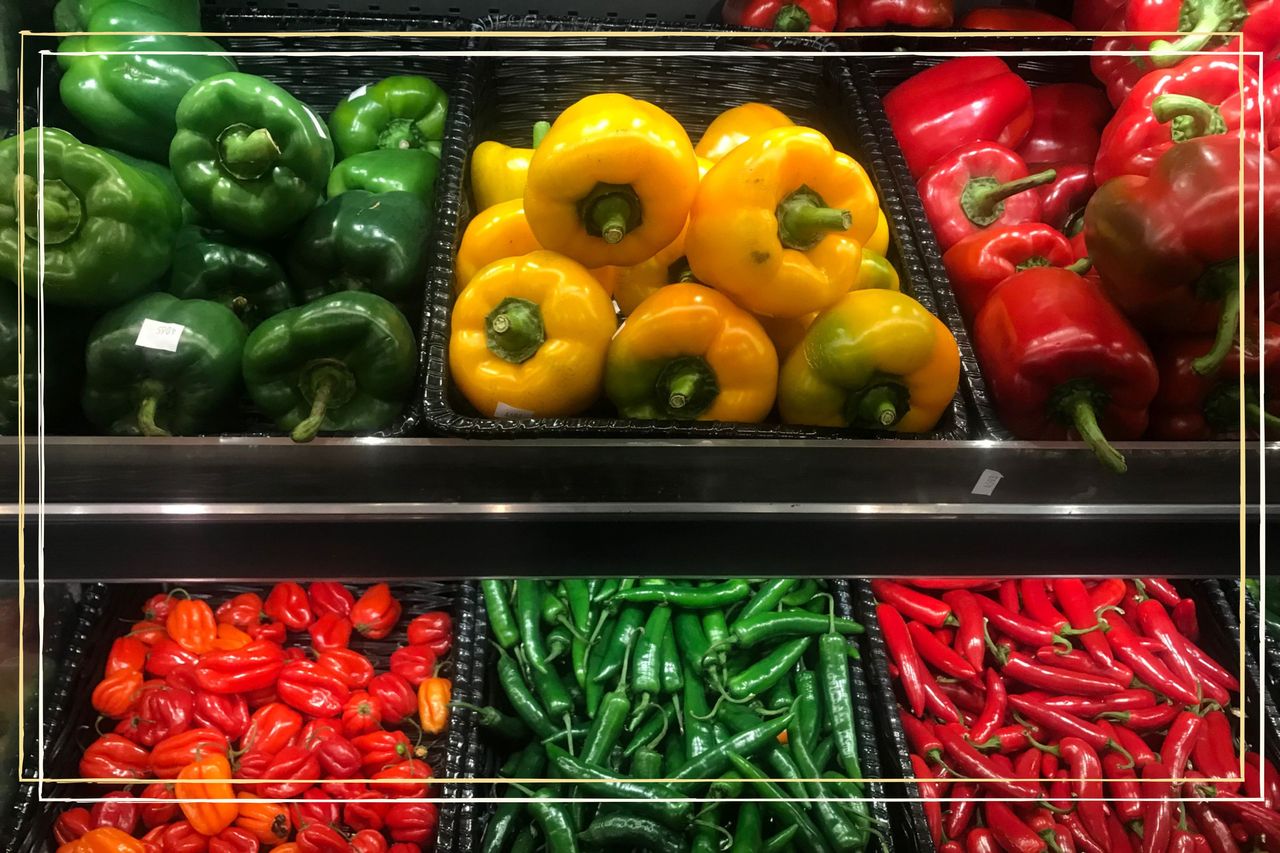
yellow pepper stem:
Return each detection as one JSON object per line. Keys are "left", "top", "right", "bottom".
{"left": 1053, "top": 382, "right": 1126, "bottom": 474}
{"left": 26, "top": 176, "right": 82, "bottom": 244}
{"left": 777, "top": 186, "right": 852, "bottom": 251}
{"left": 581, "top": 184, "right": 643, "bottom": 245}
{"left": 656, "top": 356, "right": 719, "bottom": 419}
{"left": 217, "top": 123, "right": 281, "bottom": 180}
{"left": 136, "top": 382, "right": 170, "bottom": 437}
{"left": 486, "top": 296, "right": 546, "bottom": 364}
{"left": 292, "top": 360, "right": 357, "bottom": 443}
{"left": 961, "top": 169, "right": 1057, "bottom": 228}
{"left": 845, "top": 382, "right": 909, "bottom": 430}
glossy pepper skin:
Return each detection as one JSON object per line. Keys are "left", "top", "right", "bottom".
{"left": 175, "top": 754, "right": 237, "bottom": 836}
{"left": 525, "top": 93, "right": 700, "bottom": 268}
{"left": 170, "top": 72, "right": 334, "bottom": 239}
{"left": 82, "top": 293, "right": 246, "bottom": 436}
{"left": 974, "top": 268, "right": 1159, "bottom": 473}
{"left": 779, "top": 288, "right": 960, "bottom": 432}
{"left": 883, "top": 57, "right": 1033, "bottom": 178}
{"left": 327, "top": 149, "right": 439, "bottom": 205}
{"left": 1094, "top": 55, "right": 1269, "bottom": 185}
{"left": 605, "top": 283, "right": 778, "bottom": 423}
{"left": 917, "top": 142, "right": 1057, "bottom": 252}
{"left": 1124, "top": 0, "right": 1248, "bottom": 62}
{"left": 722, "top": 0, "right": 838, "bottom": 31}
{"left": 287, "top": 190, "right": 430, "bottom": 304}
{"left": 470, "top": 122, "right": 549, "bottom": 213}
{"left": 1085, "top": 135, "right": 1280, "bottom": 373}
{"left": 0, "top": 128, "right": 180, "bottom": 308}
{"left": 942, "top": 223, "right": 1082, "bottom": 323}
{"left": 695, "top": 103, "right": 793, "bottom": 162}
{"left": 57, "top": 7, "right": 235, "bottom": 162}
{"left": 277, "top": 661, "right": 351, "bottom": 718}
{"left": 1039, "top": 164, "right": 1096, "bottom": 234}
{"left": 1017, "top": 84, "right": 1111, "bottom": 168}
{"left": 454, "top": 200, "right": 614, "bottom": 294}
{"left": 168, "top": 226, "right": 294, "bottom": 330}
{"left": 351, "top": 584, "right": 402, "bottom": 640}
{"left": 242, "top": 291, "right": 416, "bottom": 442}
{"left": 450, "top": 250, "right": 616, "bottom": 418}
{"left": 417, "top": 677, "right": 451, "bottom": 735}
{"left": 328, "top": 75, "right": 448, "bottom": 161}
{"left": 687, "top": 126, "right": 878, "bottom": 319}
{"left": 960, "top": 7, "right": 1076, "bottom": 28}
{"left": 840, "top": 0, "right": 955, "bottom": 27}
{"left": 1149, "top": 322, "right": 1280, "bottom": 438}
{"left": 194, "top": 640, "right": 285, "bottom": 694}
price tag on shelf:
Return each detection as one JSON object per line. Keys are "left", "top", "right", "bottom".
{"left": 494, "top": 401, "right": 533, "bottom": 418}
{"left": 134, "top": 319, "right": 185, "bottom": 352}
{"left": 971, "top": 468, "right": 1003, "bottom": 497}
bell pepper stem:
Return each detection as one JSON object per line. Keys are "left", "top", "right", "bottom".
{"left": 486, "top": 297, "right": 546, "bottom": 364}
{"left": 845, "top": 382, "right": 909, "bottom": 430}
{"left": 774, "top": 3, "right": 812, "bottom": 30}
{"left": 1245, "top": 402, "right": 1280, "bottom": 432}
{"left": 1148, "top": 0, "right": 1242, "bottom": 67}
{"left": 777, "top": 186, "right": 852, "bottom": 251}
{"left": 961, "top": 169, "right": 1057, "bottom": 227}
{"left": 229, "top": 295, "right": 250, "bottom": 315}
{"left": 531, "top": 121, "right": 551, "bottom": 148}
{"left": 291, "top": 380, "right": 333, "bottom": 444}
{"left": 218, "top": 125, "right": 281, "bottom": 181}
{"left": 588, "top": 193, "right": 636, "bottom": 245}
{"left": 27, "top": 177, "right": 83, "bottom": 244}
{"left": 1151, "top": 94, "right": 1227, "bottom": 141}
{"left": 291, "top": 361, "right": 358, "bottom": 443}
{"left": 1192, "top": 283, "right": 1241, "bottom": 375}
{"left": 1064, "top": 257, "right": 1093, "bottom": 275}
{"left": 377, "top": 118, "right": 425, "bottom": 151}
{"left": 1061, "top": 389, "right": 1127, "bottom": 474}
{"left": 136, "top": 395, "right": 170, "bottom": 437}
{"left": 655, "top": 356, "right": 719, "bottom": 419}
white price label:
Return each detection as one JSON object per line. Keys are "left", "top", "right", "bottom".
{"left": 135, "top": 319, "right": 185, "bottom": 352}
{"left": 345, "top": 84, "right": 369, "bottom": 101}
{"left": 971, "top": 468, "right": 1004, "bottom": 496}
{"left": 494, "top": 401, "right": 533, "bottom": 418}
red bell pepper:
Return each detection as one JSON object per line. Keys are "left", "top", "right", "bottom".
{"left": 1040, "top": 164, "right": 1096, "bottom": 233}
{"left": 317, "top": 648, "right": 375, "bottom": 689}
{"left": 389, "top": 644, "right": 437, "bottom": 687}
{"left": 960, "top": 7, "right": 1075, "bottom": 29}
{"left": 264, "top": 582, "right": 313, "bottom": 631}
{"left": 406, "top": 611, "right": 453, "bottom": 656}
{"left": 723, "top": 0, "right": 837, "bottom": 30}
{"left": 942, "top": 222, "right": 1083, "bottom": 323}
{"left": 350, "top": 583, "right": 401, "bottom": 640}
{"left": 1075, "top": 0, "right": 1125, "bottom": 28}
{"left": 259, "top": 745, "right": 321, "bottom": 799}
{"left": 368, "top": 672, "right": 417, "bottom": 725}
{"left": 90, "top": 791, "right": 140, "bottom": 835}
{"left": 241, "top": 702, "right": 302, "bottom": 755}
{"left": 80, "top": 734, "right": 150, "bottom": 780}
{"left": 1149, "top": 322, "right": 1280, "bottom": 438}
{"left": 150, "top": 727, "right": 229, "bottom": 779}
{"left": 918, "top": 142, "right": 1057, "bottom": 251}
{"left": 1017, "top": 84, "right": 1112, "bottom": 168}
{"left": 884, "top": 57, "right": 1033, "bottom": 178}
{"left": 308, "top": 613, "right": 353, "bottom": 653}
{"left": 277, "top": 660, "right": 351, "bottom": 719}
{"left": 1086, "top": 135, "right": 1280, "bottom": 372}
{"left": 973, "top": 267, "right": 1159, "bottom": 472}
{"left": 384, "top": 802, "right": 438, "bottom": 846}
{"left": 1124, "top": 0, "right": 1249, "bottom": 62}
{"left": 351, "top": 730, "right": 418, "bottom": 773}
{"left": 214, "top": 593, "right": 264, "bottom": 629}
{"left": 192, "top": 691, "right": 249, "bottom": 740}
{"left": 193, "top": 640, "right": 285, "bottom": 695}
{"left": 839, "top": 0, "right": 953, "bottom": 28}
{"left": 308, "top": 582, "right": 354, "bottom": 619}
{"left": 1094, "top": 55, "right": 1269, "bottom": 185}
{"left": 341, "top": 691, "right": 383, "bottom": 738}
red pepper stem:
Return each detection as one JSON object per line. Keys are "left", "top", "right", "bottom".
{"left": 1060, "top": 389, "right": 1127, "bottom": 474}
{"left": 1151, "top": 94, "right": 1228, "bottom": 141}
{"left": 1064, "top": 257, "right": 1092, "bottom": 275}
{"left": 531, "top": 120, "right": 551, "bottom": 148}
{"left": 1192, "top": 283, "right": 1240, "bottom": 375}
{"left": 1245, "top": 402, "right": 1280, "bottom": 431}
{"left": 961, "top": 168, "right": 1057, "bottom": 226}
{"left": 774, "top": 3, "right": 812, "bottom": 30}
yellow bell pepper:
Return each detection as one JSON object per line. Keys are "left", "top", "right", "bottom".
{"left": 686, "top": 126, "right": 880, "bottom": 319}
{"left": 525, "top": 93, "right": 699, "bottom": 268}
{"left": 470, "top": 121, "right": 549, "bottom": 213}
{"left": 695, "top": 102, "right": 794, "bottom": 162}
{"left": 605, "top": 283, "right": 777, "bottom": 423}
{"left": 450, "top": 250, "right": 616, "bottom": 418}
{"left": 778, "top": 288, "right": 959, "bottom": 432}
{"left": 454, "top": 199, "right": 616, "bottom": 294}
{"left": 868, "top": 208, "right": 889, "bottom": 256}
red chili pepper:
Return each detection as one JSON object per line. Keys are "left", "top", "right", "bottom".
{"left": 150, "top": 727, "right": 229, "bottom": 779}
{"left": 192, "top": 691, "right": 249, "bottom": 741}
{"left": 970, "top": 724, "right": 1035, "bottom": 754}
{"left": 1063, "top": 812, "right": 1107, "bottom": 853}
{"left": 291, "top": 788, "right": 341, "bottom": 834}
{"left": 1139, "top": 761, "right": 1176, "bottom": 853}
{"left": 315, "top": 735, "right": 364, "bottom": 779}
{"left": 308, "top": 613, "right": 352, "bottom": 653}
{"left": 1059, "top": 737, "right": 1109, "bottom": 847}
{"left": 1162, "top": 711, "right": 1205, "bottom": 780}
{"left": 1136, "top": 578, "right": 1182, "bottom": 608}
{"left": 1186, "top": 777, "right": 1243, "bottom": 853}
{"left": 901, "top": 712, "right": 947, "bottom": 766}
{"left": 883, "top": 57, "right": 1032, "bottom": 178}
{"left": 277, "top": 661, "right": 351, "bottom": 719}
{"left": 942, "top": 223, "right": 1081, "bottom": 324}
{"left": 55, "top": 807, "right": 94, "bottom": 845}
{"left": 1171, "top": 831, "right": 1198, "bottom": 853}
{"left": 1100, "top": 750, "right": 1143, "bottom": 821}
{"left": 723, "top": 0, "right": 838, "bottom": 30}
{"left": 960, "top": 6, "right": 1075, "bottom": 30}
{"left": 1008, "top": 694, "right": 1113, "bottom": 751}
{"left": 1042, "top": 769, "right": 1069, "bottom": 812}
{"left": 1102, "top": 613, "right": 1200, "bottom": 705}
{"left": 350, "top": 583, "right": 402, "bottom": 640}
{"left": 352, "top": 730, "right": 417, "bottom": 773}
{"left": 1054, "top": 578, "right": 1117, "bottom": 665}
{"left": 997, "top": 580, "right": 1022, "bottom": 613}
{"left": 1032, "top": 647, "right": 1134, "bottom": 687}
{"left": 986, "top": 801, "right": 1047, "bottom": 853}
{"left": 90, "top": 791, "right": 140, "bottom": 835}
{"left": 873, "top": 581, "right": 953, "bottom": 628}
{"left": 193, "top": 640, "right": 285, "bottom": 695}
{"left": 970, "top": 668, "right": 1006, "bottom": 743}
{"left": 241, "top": 702, "right": 302, "bottom": 756}
{"left": 389, "top": 644, "right": 438, "bottom": 687}
{"left": 208, "top": 827, "right": 257, "bottom": 853}
{"left": 942, "top": 590, "right": 985, "bottom": 671}
{"left": 1100, "top": 705, "right": 1182, "bottom": 731}
{"left": 898, "top": 578, "right": 999, "bottom": 591}
{"left": 144, "top": 639, "right": 199, "bottom": 678}
{"left": 911, "top": 753, "right": 944, "bottom": 847}
{"left": 1003, "top": 651, "right": 1127, "bottom": 696}
{"left": 406, "top": 611, "right": 453, "bottom": 656}
{"left": 1172, "top": 597, "right": 1201, "bottom": 640}
{"left": 918, "top": 141, "right": 1056, "bottom": 252}
{"left": 936, "top": 679, "right": 987, "bottom": 715}
{"left": 1014, "top": 745, "right": 1043, "bottom": 781}
{"left": 316, "top": 648, "right": 375, "bottom": 690}
{"left": 1180, "top": 639, "right": 1239, "bottom": 691}
{"left": 384, "top": 801, "right": 438, "bottom": 847}
{"left": 936, "top": 722, "right": 1042, "bottom": 799}
{"left": 264, "top": 582, "right": 313, "bottom": 632}
{"left": 350, "top": 830, "right": 388, "bottom": 853}
{"left": 1246, "top": 753, "right": 1280, "bottom": 808}
{"left": 1019, "top": 688, "right": 1150, "bottom": 717}
{"left": 975, "top": 594, "right": 1063, "bottom": 648}
{"left": 944, "top": 782, "right": 980, "bottom": 840}
{"left": 1089, "top": 579, "right": 1128, "bottom": 610}
{"left": 308, "top": 582, "right": 354, "bottom": 619}
{"left": 368, "top": 672, "right": 417, "bottom": 725}
{"left": 907, "top": 620, "right": 978, "bottom": 680}
{"left": 1017, "top": 83, "right": 1111, "bottom": 168}
{"left": 1203, "top": 791, "right": 1280, "bottom": 846}
{"left": 1109, "top": 812, "right": 1139, "bottom": 853}
{"left": 259, "top": 745, "right": 321, "bottom": 799}
{"left": 344, "top": 794, "right": 390, "bottom": 833}
{"left": 296, "top": 824, "right": 350, "bottom": 853}
{"left": 878, "top": 604, "right": 928, "bottom": 716}
{"left": 1137, "top": 599, "right": 1227, "bottom": 704}
{"left": 969, "top": 828, "right": 1002, "bottom": 853}
{"left": 1020, "top": 580, "right": 1070, "bottom": 633}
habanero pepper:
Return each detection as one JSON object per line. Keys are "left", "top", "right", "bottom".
{"left": 352, "top": 730, "right": 418, "bottom": 773}
{"left": 722, "top": 0, "right": 837, "bottom": 31}
{"left": 350, "top": 831, "right": 387, "bottom": 853}
{"left": 264, "top": 582, "right": 312, "bottom": 632}
{"left": 384, "top": 802, "right": 438, "bottom": 847}
{"left": 215, "top": 593, "right": 264, "bottom": 629}
{"left": 255, "top": 746, "right": 319, "bottom": 799}
{"left": 175, "top": 754, "right": 237, "bottom": 837}
{"left": 840, "top": 0, "right": 955, "bottom": 32}
{"left": 290, "top": 789, "right": 340, "bottom": 834}
{"left": 240, "top": 703, "right": 301, "bottom": 756}
{"left": 55, "top": 809, "right": 93, "bottom": 845}
{"left": 308, "top": 582, "right": 354, "bottom": 619}
{"left": 296, "top": 825, "right": 349, "bottom": 853}
{"left": 307, "top": 614, "right": 352, "bottom": 653}
{"left": 124, "top": 681, "right": 195, "bottom": 746}
{"left": 277, "top": 661, "right": 350, "bottom": 719}
{"left": 316, "top": 648, "right": 375, "bottom": 690}
{"left": 90, "top": 792, "right": 140, "bottom": 836}
{"left": 348, "top": 583, "right": 401, "bottom": 640}
{"left": 93, "top": 670, "right": 143, "bottom": 719}
{"left": 151, "top": 728, "right": 229, "bottom": 779}
{"left": 234, "top": 794, "right": 290, "bottom": 845}
{"left": 974, "top": 267, "right": 1159, "bottom": 473}
{"left": 407, "top": 611, "right": 452, "bottom": 656}
{"left": 369, "top": 672, "right": 417, "bottom": 725}
{"left": 417, "top": 676, "right": 451, "bottom": 735}
{"left": 106, "top": 637, "right": 148, "bottom": 675}
{"left": 166, "top": 599, "right": 217, "bottom": 655}
{"left": 942, "top": 222, "right": 1084, "bottom": 324}
{"left": 341, "top": 691, "right": 382, "bottom": 738}
{"left": 81, "top": 734, "right": 150, "bottom": 781}
{"left": 389, "top": 644, "right": 436, "bottom": 687}
{"left": 193, "top": 640, "right": 284, "bottom": 695}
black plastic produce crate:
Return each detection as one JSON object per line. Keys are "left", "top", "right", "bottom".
{"left": 11, "top": 580, "right": 482, "bottom": 853}
{"left": 454, "top": 578, "right": 895, "bottom": 853}
{"left": 846, "top": 36, "right": 1098, "bottom": 440}
{"left": 1210, "top": 579, "right": 1280, "bottom": 768}
{"left": 421, "top": 19, "right": 971, "bottom": 439}
{"left": 861, "top": 578, "right": 1280, "bottom": 853}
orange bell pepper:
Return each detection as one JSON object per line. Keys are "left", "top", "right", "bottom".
{"left": 175, "top": 754, "right": 237, "bottom": 836}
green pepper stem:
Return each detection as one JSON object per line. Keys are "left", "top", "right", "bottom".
{"left": 291, "top": 378, "right": 333, "bottom": 444}
{"left": 1064, "top": 257, "right": 1093, "bottom": 275}
{"left": 136, "top": 396, "right": 170, "bottom": 437}
{"left": 486, "top": 297, "right": 546, "bottom": 364}
{"left": 845, "top": 382, "right": 909, "bottom": 430}
{"left": 1151, "top": 94, "right": 1227, "bottom": 141}
{"left": 1149, "top": 0, "right": 1242, "bottom": 67}
{"left": 229, "top": 295, "right": 249, "bottom": 315}
{"left": 27, "top": 177, "right": 83, "bottom": 244}
{"left": 531, "top": 121, "right": 551, "bottom": 148}
{"left": 377, "top": 117, "right": 424, "bottom": 151}
{"left": 218, "top": 125, "right": 281, "bottom": 181}
{"left": 1063, "top": 390, "right": 1127, "bottom": 474}
{"left": 961, "top": 169, "right": 1057, "bottom": 227}
{"left": 1245, "top": 402, "right": 1280, "bottom": 432}
{"left": 589, "top": 193, "right": 636, "bottom": 245}
{"left": 774, "top": 3, "right": 811, "bottom": 30}
{"left": 1192, "top": 283, "right": 1241, "bottom": 375}
{"left": 655, "top": 356, "right": 719, "bottom": 419}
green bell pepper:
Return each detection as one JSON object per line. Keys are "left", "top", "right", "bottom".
{"left": 54, "top": 0, "right": 200, "bottom": 32}
{"left": 82, "top": 292, "right": 246, "bottom": 436}
{"left": 328, "top": 75, "right": 449, "bottom": 160}
{"left": 242, "top": 291, "right": 416, "bottom": 442}
{"left": 0, "top": 128, "right": 179, "bottom": 308}
{"left": 58, "top": 7, "right": 234, "bottom": 161}
{"left": 327, "top": 149, "right": 439, "bottom": 204}
{"left": 0, "top": 281, "right": 84, "bottom": 434}
{"left": 171, "top": 72, "right": 334, "bottom": 239}
{"left": 168, "top": 226, "right": 295, "bottom": 329}
{"left": 102, "top": 148, "right": 201, "bottom": 226}
{"left": 286, "top": 190, "right": 430, "bottom": 304}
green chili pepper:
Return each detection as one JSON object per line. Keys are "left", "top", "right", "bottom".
{"left": 732, "top": 579, "right": 799, "bottom": 628}
{"left": 510, "top": 827, "right": 537, "bottom": 853}
{"left": 727, "top": 636, "right": 811, "bottom": 700}
{"left": 529, "top": 657, "right": 573, "bottom": 723}
{"left": 663, "top": 732, "right": 687, "bottom": 776}
{"left": 545, "top": 743, "right": 691, "bottom": 829}
{"left": 630, "top": 747, "right": 662, "bottom": 779}
{"left": 611, "top": 579, "right": 752, "bottom": 609}
{"left": 579, "top": 814, "right": 686, "bottom": 853}
{"left": 594, "top": 605, "right": 645, "bottom": 685}
{"left": 823, "top": 770, "right": 876, "bottom": 846}
{"left": 480, "top": 747, "right": 546, "bottom": 853}
{"left": 546, "top": 625, "right": 572, "bottom": 663}
{"left": 592, "top": 578, "right": 620, "bottom": 603}
{"left": 732, "top": 801, "right": 763, "bottom": 853}
{"left": 727, "top": 612, "right": 864, "bottom": 650}
{"left": 528, "top": 789, "right": 579, "bottom": 853}
{"left": 692, "top": 810, "right": 721, "bottom": 853}
{"left": 790, "top": 717, "right": 864, "bottom": 853}
{"left": 818, "top": 632, "right": 861, "bottom": 780}
{"left": 783, "top": 579, "right": 820, "bottom": 607}
{"left": 764, "top": 826, "right": 802, "bottom": 853}
{"left": 571, "top": 634, "right": 589, "bottom": 691}
{"left": 455, "top": 702, "right": 528, "bottom": 741}
{"left": 683, "top": 678, "right": 715, "bottom": 760}
{"left": 708, "top": 771, "right": 742, "bottom": 800}
{"left": 497, "top": 653, "right": 557, "bottom": 740}
{"left": 673, "top": 612, "right": 710, "bottom": 677}
{"left": 562, "top": 579, "right": 592, "bottom": 634}
{"left": 795, "top": 670, "right": 822, "bottom": 749}
{"left": 516, "top": 579, "right": 550, "bottom": 675}
{"left": 581, "top": 688, "right": 630, "bottom": 767}
{"left": 483, "top": 580, "right": 520, "bottom": 649}
{"left": 584, "top": 613, "right": 616, "bottom": 717}
{"left": 660, "top": 624, "right": 683, "bottom": 694}
{"left": 623, "top": 704, "right": 669, "bottom": 758}
{"left": 727, "top": 752, "right": 831, "bottom": 853}
{"left": 669, "top": 710, "right": 793, "bottom": 787}
{"left": 717, "top": 703, "right": 805, "bottom": 800}
{"left": 632, "top": 605, "right": 671, "bottom": 699}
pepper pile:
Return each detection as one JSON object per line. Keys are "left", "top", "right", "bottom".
{"left": 453, "top": 96, "right": 960, "bottom": 433}
{"left": 875, "top": 577, "right": 1280, "bottom": 853}
{"left": 469, "top": 578, "right": 883, "bottom": 852}
{"left": 883, "top": 52, "right": 1279, "bottom": 471}
{"left": 55, "top": 583, "right": 454, "bottom": 853}
{"left": 2, "top": 0, "right": 448, "bottom": 441}
{"left": 718, "top": 0, "right": 957, "bottom": 31}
